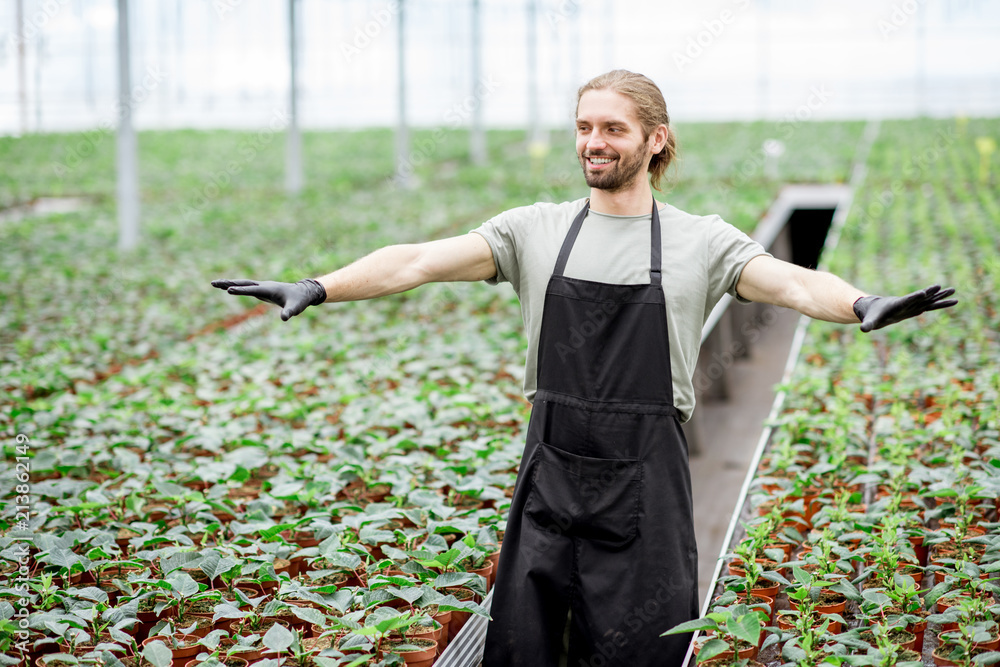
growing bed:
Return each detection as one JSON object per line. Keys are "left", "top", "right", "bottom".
{"left": 695, "top": 117, "right": 1000, "bottom": 667}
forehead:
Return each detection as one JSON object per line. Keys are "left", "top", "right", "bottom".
{"left": 576, "top": 89, "right": 640, "bottom": 126}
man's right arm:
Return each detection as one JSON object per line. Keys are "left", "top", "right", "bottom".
{"left": 211, "top": 233, "right": 497, "bottom": 319}
{"left": 315, "top": 233, "right": 496, "bottom": 302}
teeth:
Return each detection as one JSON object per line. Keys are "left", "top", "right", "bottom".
{"left": 590, "top": 158, "right": 613, "bottom": 164}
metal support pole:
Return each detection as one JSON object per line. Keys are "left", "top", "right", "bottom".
{"left": 526, "top": 0, "right": 545, "bottom": 146}
{"left": 286, "top": 0, "right": 304, "bottom": 194}
{"left": 916, "top": 2, "right": 927, "bottom": 116}
{"left": 394, "top": 0, "right": 411, "bottom": 187}
{"left": 34, "top": 32, "right": 43, "bottom": 130}
{"left": 470, "top": 0, "right": 486, "bottom": 165}
{"left": 117, "top": 0, "right": 140, "bottom": 251}
{"left": 84, "top": 0, "right": 95, "bottom": 110}
{"left": 16, "top": 0, "right": 28, "bottom": 134}
{"left": 756, "top": 0, "right": 769, "bottom": 117}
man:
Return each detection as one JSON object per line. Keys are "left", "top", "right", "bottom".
{"left": 212, "top": 70, "right": 955, "bottom": 665}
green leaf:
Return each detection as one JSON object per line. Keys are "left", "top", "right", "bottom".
{"left": 388, "top": 586, "right": 425, "bottom": 604}
{"left": 727, "top": 612, "right": 761, "bottom": 648}
{"left": 287, "top": 605, "right": 326, "bottom": 627}
{"left": 165, "top": 571, "right": 200, "bottom": 598}
{"left": 199, "top": 552, "right": 241, "bottom": 580}
{"left": 432, "top": 572, "right": 475, "bottom": 589}
{"left": 142, "top": 640, "right": 173, "bottom": 667}
{"left": 923, "top": 580, "right": 953, "bottom": 609}
{"left": 662, "top": 617, "right": 720, "bottom": 636}
{"left": 212, "top": 603, "right": 247, "bottom": 622}
{"left": 258, "top": 523, "right": 297, "bottom": 542}
{"left": 262, "top": 622, "right": 295, "bottom": 653}
{"left": 695, "top": 637, "right": 729, "bottom": 663}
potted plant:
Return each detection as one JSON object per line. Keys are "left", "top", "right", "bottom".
{"left": 661, "top": 596, "right": 771, "bottom": 664}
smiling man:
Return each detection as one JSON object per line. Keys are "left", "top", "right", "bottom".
{"left": 212, "top": 70, "right": 956, "bottom": 666}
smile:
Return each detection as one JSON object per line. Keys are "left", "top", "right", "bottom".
{"left": 586, "top": 156, "right": 616, "bottom": 167}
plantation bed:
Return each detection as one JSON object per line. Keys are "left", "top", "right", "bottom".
{"left": 694, "top": 118, "right": 1000, "bottom": 666}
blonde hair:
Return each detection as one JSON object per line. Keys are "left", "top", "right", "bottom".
{"left": 576, "top": 70, "right": 678, "bottom": 191}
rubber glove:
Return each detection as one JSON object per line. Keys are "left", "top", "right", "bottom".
{"left": 211, "top": 278, "right": 327, "bottom": 321}
{"left": 853, "top": 284, "right": 957, "bottom": 333}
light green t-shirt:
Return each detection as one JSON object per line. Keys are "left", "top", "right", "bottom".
{"left": 471, "top": 197, "right": 769, "bottom": 423}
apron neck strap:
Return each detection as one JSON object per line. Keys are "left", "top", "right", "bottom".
{"left": 553, "top": 199, "right": 662, "bottom": 286}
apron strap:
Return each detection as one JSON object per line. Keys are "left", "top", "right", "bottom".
{"left": 551, "top": 201, "right": 590, "bottom": 278}
{"left": 650, "top": 201, "right": 662, "bottom": 286}
{"left": 553, "top": 200, "right": 663, "bottom": 286}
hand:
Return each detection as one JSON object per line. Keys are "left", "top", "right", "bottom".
{"left": 211, "top": 278, "right": 327, "bottom": 321}
{"left": 853, "top": 284, "right": 957, "bottom": 333}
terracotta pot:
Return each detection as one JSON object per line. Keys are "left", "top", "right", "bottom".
{"left": 790, "top": 595, "right": 846, "bottom": 617}
{"left": 763, "top": 542, "right": 794, "bottom": 560}
{"left": 184, "top": 659, "right": 247, "bottom": 667}
{"left": 906, "top": 617, "right": 928, "bottom": 653}
{"left": 141, "top": 634, "right": 201, "bottom": 667}
{"left": 442, "top": 588, "right": 477, "bottom": 642}
{"left": 409, "top": 623, "right": 445, "bottom": 654}
{"left": 468, "top": 561, "right": 494, "bottom": 590}
{"left": 735, "top": 593, "right": 775, "bottom": 622}
{"left": 777, "top": 612, "right": 842, "bottom": 635}
{"left": 934, "top": 646, "right": 958, "bottom": 667}
{"left": 936, "top": 632, "right": 1000, "bottom": 660}
{"left": 218, "top": 641, "right": 264, "bottom": 664}
{"left": 748, "top": 581, "right": 780, "bottom": 603}
{"left": 936, "top": 593, "right": 995, "bottom": 631}
{"left": 431, "top": 609, "right": 452, "bottom": 651}
{"left": 382, "top": 638, "right": 438, "bottom": 664}
{"left": 694, "top": 638, "right": 756, "bottom": 662}
{"left": 727, "top": 558, "right": 778, "bottom": 578}
{"left": 486, "top": 549, "right": 501, "bottom": 588}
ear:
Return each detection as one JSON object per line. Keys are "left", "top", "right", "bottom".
{"left": 649, "top": 124, "right": 669, "bottom": 154}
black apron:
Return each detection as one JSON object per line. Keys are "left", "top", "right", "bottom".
{"left": 483, "top": 200, "right": 698, "bottom": 667}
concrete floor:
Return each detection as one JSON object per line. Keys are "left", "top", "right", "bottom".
{"left": 688, "top": 305, "right": 802, "bottom": 605}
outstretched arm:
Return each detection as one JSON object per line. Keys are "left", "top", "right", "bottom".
{"left": 212, "top": 233, "right": 496, "bottom": 320}
{"left": 736, "top": 255, "right": 956, "bottom": 330}
{"left": 313, "top": 233, "right": 496, "bottom": 302}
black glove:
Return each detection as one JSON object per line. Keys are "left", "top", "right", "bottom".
{"left": 211, "top": 278, "right": 327, "bottom": 321}
{"left": 853, "top": 284, "right": 957, "bottom": 333}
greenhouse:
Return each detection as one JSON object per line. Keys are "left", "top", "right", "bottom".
{"left": 2, "top": 1, "right": 999, "bottom": 667}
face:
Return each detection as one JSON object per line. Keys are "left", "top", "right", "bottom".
{"left": 575, "top": 89, "right": 653, "bottom": 193}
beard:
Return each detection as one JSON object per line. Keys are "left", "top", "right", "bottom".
{"left": 579, "top": 144, "right": 648, "bottom": 192}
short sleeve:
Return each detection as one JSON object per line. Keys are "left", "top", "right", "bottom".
{"left": 469, "top": 205, "right": 532, "bottom": 290}
{"left": 706, "top": 216, "right": 770, "bottom": 304}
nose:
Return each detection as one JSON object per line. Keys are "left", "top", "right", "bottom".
{"left": 586, "top": 131, "right": 607, "bottom": 151}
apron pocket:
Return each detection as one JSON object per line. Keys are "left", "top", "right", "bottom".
{"left": 524, "top": 442, "right": 641, "bottom": 548}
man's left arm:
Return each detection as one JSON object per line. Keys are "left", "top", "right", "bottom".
{"left": 735, "top": 255, "right": 957, "bottom": 331}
